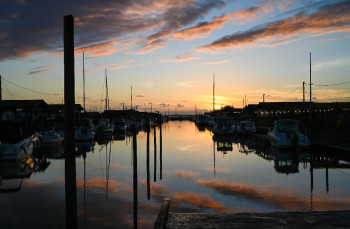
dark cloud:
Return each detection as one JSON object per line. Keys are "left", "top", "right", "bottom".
{"left": 135, "top": 95, "right": 145, "bottom": 97}
{"left": 177, "top": 104, "right": 184, "bottom": 108}
{"left": 197, "top": 0, "right": 350, "bottom": 52}
{"left": 0, "top": 0, "right": 225, "bottom": 60}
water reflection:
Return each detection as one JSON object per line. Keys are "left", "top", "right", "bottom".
{"left": 1, "top": 121, "right": 349, "bottom": 228}
{"left": 0, "top": 156, "right": 50, "bottom": 193}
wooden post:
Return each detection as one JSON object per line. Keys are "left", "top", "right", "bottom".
{"left": 0, "top": 75, "right": 2, "bottom": 101}
{"left": 64, "top": 14, "right": 77, "bottom": 229}
{"left": 160, "top": 115, "right": 162, "bottom": 180}
{"left": 147, "top": 129, "right": 150, "bottom": 200}
{"left": 154, "top": 198, "right": 171, "bottom": 229}
{"left": 154, "top": 126, "right": 157, "bottom": 182}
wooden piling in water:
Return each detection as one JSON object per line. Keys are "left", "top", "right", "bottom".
{"left": 64, "top": 14, "right": 77, "bottom": 229}
{"left": 154, "top": 198, "right": 171, "bottom": 229}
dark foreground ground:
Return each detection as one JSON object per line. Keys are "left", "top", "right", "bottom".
{"left": 165, "top": 210, "right": 350, "bottom": 229}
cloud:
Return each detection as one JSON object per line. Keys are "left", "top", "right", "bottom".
{"left": 197, "top": 1, "right": 350, "bottom": 52}
{"left": 75, "top": 40, "right": 124, "bottom": 57}
{"left": 177, "top": 104, "right": 184, "bottom": 108}
{"left": 139, "top": 0, "right": 226, "bottom": 53}
{"left": 160, "top": 54, "right": 199, "bottom": 63}
{"left": 27, "top": 64, "right": 54, "bottom": 75}
{"left": 108, "top": 65, "right": 131, "bottom": 70}
{"left": 313, "top": 58, "right": 350, "bottom": 71}
{"left": 177, "top": 81, "right": 197, "bottom": 88}
{"left": 135, "top": 95, "right": 145, "bottom": 97}
{"left": 0, "top": 0, "right": 225, "bottom": 60}
{"left": 204, "top": 59, "right": 230, "bottom": 65}
{"left": 159, "top": 103, "right": 169, "bottom": 107}
{"left": 173, "top": 4, "right": 274, "bottom": 41}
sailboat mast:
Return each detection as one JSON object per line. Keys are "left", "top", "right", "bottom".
{"left": 105, "top": 68, "right": 109, "bottom": 111}
{"left": 131, "top": 86, "right": 133, "bottom": 110}
{"left": 213, "top": 74, "right": 215, "bottom": 111}
{"left": 83, "top": 52, "right": 85, "bottom": 113}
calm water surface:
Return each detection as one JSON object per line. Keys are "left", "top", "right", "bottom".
{"left": 1, "top": 120, "right": 350, "bottom": 228}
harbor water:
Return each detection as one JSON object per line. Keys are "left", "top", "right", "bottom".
{"left": 0, "top": 120, "right": 349, "bottom": 228}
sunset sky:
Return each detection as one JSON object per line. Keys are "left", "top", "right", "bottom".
{"left": 0, "top": 0, "right": 349, "bottom": 113}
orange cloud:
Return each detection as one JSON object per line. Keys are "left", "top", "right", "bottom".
{"left": 160, "top": 55, "right": 199, "bottom": 63}
{"left": 173, "top": 5, "right": 273, "bottom": 41}
{"left": 197, "top": 1, "right": 350, "bottom": 52}
{"left": 138, "top": 39, "right": 166, "bottom": 54}
{"left": 75, "top": 40, "right": 123, "bottom": 57}
{"left": 197, "top": 179, "right": 350, "bottom": 211}
{"left": 204, "top": 60, "right": 230, "bottom": 65}
{"left": 174, "top": 193, "right": 229, "bottom": 212}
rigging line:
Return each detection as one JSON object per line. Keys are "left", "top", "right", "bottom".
{"left": 306, "top": 81, "right": 350, "bottom": 87}
{"left": 272, "top": 85, "right": 301, "bottom": 99}
{"left": 2, "top": 77, "right": 62, "bottom": 96}
{"left": 295, "top": 86, "right": 302, "bottom": 101}
{"left": 2, "top": 80, "right": 14, "bottom": 99}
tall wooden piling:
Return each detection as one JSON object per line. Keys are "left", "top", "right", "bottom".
{"left": 154, "top": 126, "right": 157, "bottom": 182}
{"left": 64, "top": 14, "right": 77, "bottom": 229}
{"left": 0, "top": 75, "right": 2, "bottom": 101}
{"left": 147, "top": 129, "right": 150, "bottom": 200}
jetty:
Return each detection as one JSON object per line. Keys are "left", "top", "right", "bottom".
{"left": 154, "top": 199, "right": 350, "bottom": 229}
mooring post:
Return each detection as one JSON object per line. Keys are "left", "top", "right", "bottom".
{"left": 0, "top": 75, "right": 2, "bottom": 101}
{"left": 154, "top": 198, "right": 171, "bottom": 229}
{"left": 64, "top": 14, "right": 77, "bottom": 229}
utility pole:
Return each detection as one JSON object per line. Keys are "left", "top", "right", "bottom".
{"left": 263, "top": 94, "right": 265, "bottom": 103}
{"left": 303, "top": 81, "right": 305, "bottom": 102}
{"left": 245, "top": 94, "right": 247, "bottom": 106}
{"left": 213, "top": 74, "right": 215, "bottom": 111}
{"left": 309, "top": 52, "right": 312, "bottom": 141}
{"left": 242, "top": 99, "right": 244, "bottom": 109}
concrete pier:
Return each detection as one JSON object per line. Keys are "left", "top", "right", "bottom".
{"left": 155, "top": 199, "right": 350, "bottom": 229}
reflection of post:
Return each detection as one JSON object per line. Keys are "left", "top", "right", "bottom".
{"left": 83, "top": 152, "right": 86, "bottom": 223}
{"left": 213, "top": 140, "right": 216, "bottom": 176}
{"left": 326, "top": 167, "right": 329, "bottom": 193}
{"left": 154, "top": 126, "right": 157, "bottom": 182}
{"left": 64, "top": 15, "right": 77, "bottom": 229}
{"left": 146, "top": 129, "right": 150, "bottom": 200}
{"left": 160, "top": 121, "right": 162, "bottom": 180}
{"left": 133, "top": 133, "right": 138, "bottom": 229}
{"left": 310, "top": 159, "right": 313, "bottom": 211}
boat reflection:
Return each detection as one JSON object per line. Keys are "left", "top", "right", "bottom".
{"left": 0, "top": 156, "right": 50, "bottom": 193}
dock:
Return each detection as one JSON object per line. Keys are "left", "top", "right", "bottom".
{"left": 154, "top": 199, "right": 350, "bottom": 229}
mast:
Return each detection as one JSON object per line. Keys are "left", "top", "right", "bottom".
{"left": 105, "top": 68, "right": 109, "bottom": 111}
{"left": 83, "top": 53, "right": 85, "bottom": 113}
{"left": 213, "top": 74, "right": 215, "bottom": 111}
{"left": 131, "top": 86, "right": 133, "bottom": 110}
{"left": 303, "top": 81, "right": 305, "bottom": 102}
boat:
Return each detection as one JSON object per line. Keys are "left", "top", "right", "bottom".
{"left": 0, "top": 121, "right": 42, "bottom": 161}
{"left": 212, "top": 117, "right": 234, "bottom": 136}
{"left": 75, "top": 119, "right": 95, "bottom": 141}
{"left": 41, "top": 130, "right": 64, "bottom": 149}
{"left": 266, "top": 119, "right": 310, "bottom": 150}
{"left": 235, "top": 119, "right": 256, "bottom": 135}
{"left": 95, "top": 118, "right": 113, "bottom": 139}
{"left": 114, "top": 120, "right": 126, "bottom": 133}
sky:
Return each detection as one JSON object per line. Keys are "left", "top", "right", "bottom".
{"left": 0, "top": 0, "right": 350, "bottom": 114}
